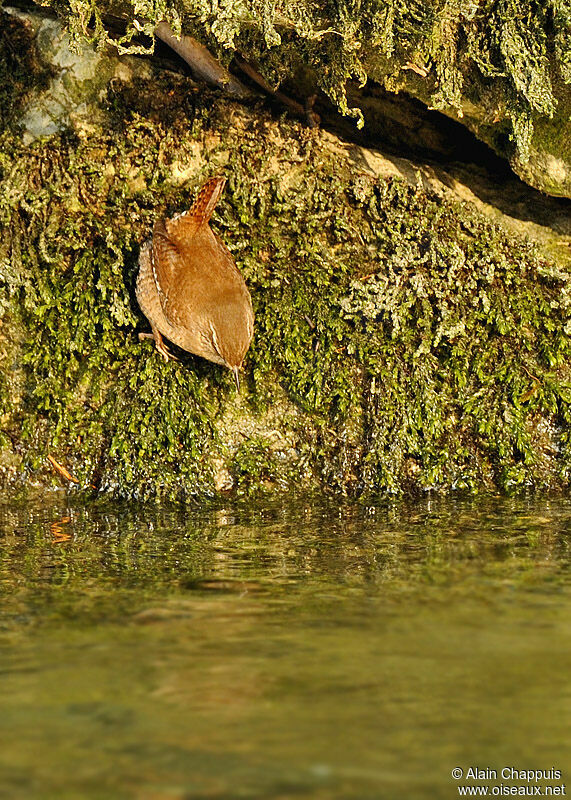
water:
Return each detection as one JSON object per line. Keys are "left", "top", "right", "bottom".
{"left": 0, "top": 493, "right": 569, "bottom": 799}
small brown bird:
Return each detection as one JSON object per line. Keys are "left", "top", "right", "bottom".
{"left": 136, "top": 177, "right": 254, "bottom": 387}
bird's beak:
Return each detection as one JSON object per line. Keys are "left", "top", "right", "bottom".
{"left": 232, "top": 365, "right": 240, "bottom": 390}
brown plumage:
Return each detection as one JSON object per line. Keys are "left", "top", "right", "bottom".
{"left": 136, "top": 177, "right": 254, "bottom": 387}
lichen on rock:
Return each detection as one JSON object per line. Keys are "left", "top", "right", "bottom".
{"left": 4, "top": 6, "right": 124, "bottom": 141}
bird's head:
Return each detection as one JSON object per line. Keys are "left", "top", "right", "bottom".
{"left": 204, "top": 297, "right": 254, "bottom": 389}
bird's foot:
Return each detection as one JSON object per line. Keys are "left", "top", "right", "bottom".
{"left": 156, "top": 339, "right": 178, "bottom": 362}
{"left": 138, "top": 330, "right": 179, "bottom": 362}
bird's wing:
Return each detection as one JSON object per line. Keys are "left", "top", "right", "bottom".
{"left": 151, "top": 219, "right": 186, "bottom": 327}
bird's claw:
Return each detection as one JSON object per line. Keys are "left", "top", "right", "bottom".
{"left": 138, "top": 330, "right": 179, "bottom": 362}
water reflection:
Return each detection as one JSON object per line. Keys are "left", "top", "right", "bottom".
{"left": 0, "top": 493, "right": 569, "bottom": 798}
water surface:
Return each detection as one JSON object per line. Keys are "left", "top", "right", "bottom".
{"left": 1, "top": 493, "right": 570, "bottom": 799}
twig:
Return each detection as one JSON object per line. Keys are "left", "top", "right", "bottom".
{"left": 234, "top": 54, "right": 320, "bottom": 127}
{"left": 47, "top": 454, "right": 79, "bottom": 484}
{"left": 402, "top": 62, "right": 430, "bottom": 78}
{"left": 155, "top": 22, "right": 252, "bottom": 99}
{"left": 155, "top": 22, "right": 320, "bottom": 127}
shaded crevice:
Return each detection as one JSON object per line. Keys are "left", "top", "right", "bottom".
{"left": 304, "top": 82, "right": 571, "bottom": 238}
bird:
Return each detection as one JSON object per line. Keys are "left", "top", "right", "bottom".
{"left": 136, "top": 176, "right": 254, "bottom": 388}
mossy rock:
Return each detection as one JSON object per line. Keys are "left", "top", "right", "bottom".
{"left": 21, "top": 0, "right": 571, "bottom": 197}
{"left": 1, "top": 10, "right": 571, "bottom": 500}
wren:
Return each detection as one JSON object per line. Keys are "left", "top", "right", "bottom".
{"left": 136, "top": 177, "right": 254, "bottom": 387}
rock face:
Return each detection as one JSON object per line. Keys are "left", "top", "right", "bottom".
{"left": 511, "top": 85, "right": 571, "bottom": 198}
{"left": 18, "top": 0, "right": 571, "bottom": 198}
{"left": 4, "top": 6, "right": 149, "bottom": 141}
{"left": 1, "top": 8, "right": 571, "bottom": 500}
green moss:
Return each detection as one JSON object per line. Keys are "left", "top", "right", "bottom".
{"left": 1, "top": 21, "right": 571, "bottom": 499}
{"left": 229, "top": 437, "right": 293, "bottom": 495}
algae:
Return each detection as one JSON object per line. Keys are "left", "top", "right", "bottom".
{"left": 1, "top": 12, "right": 571, "bottom": 500}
